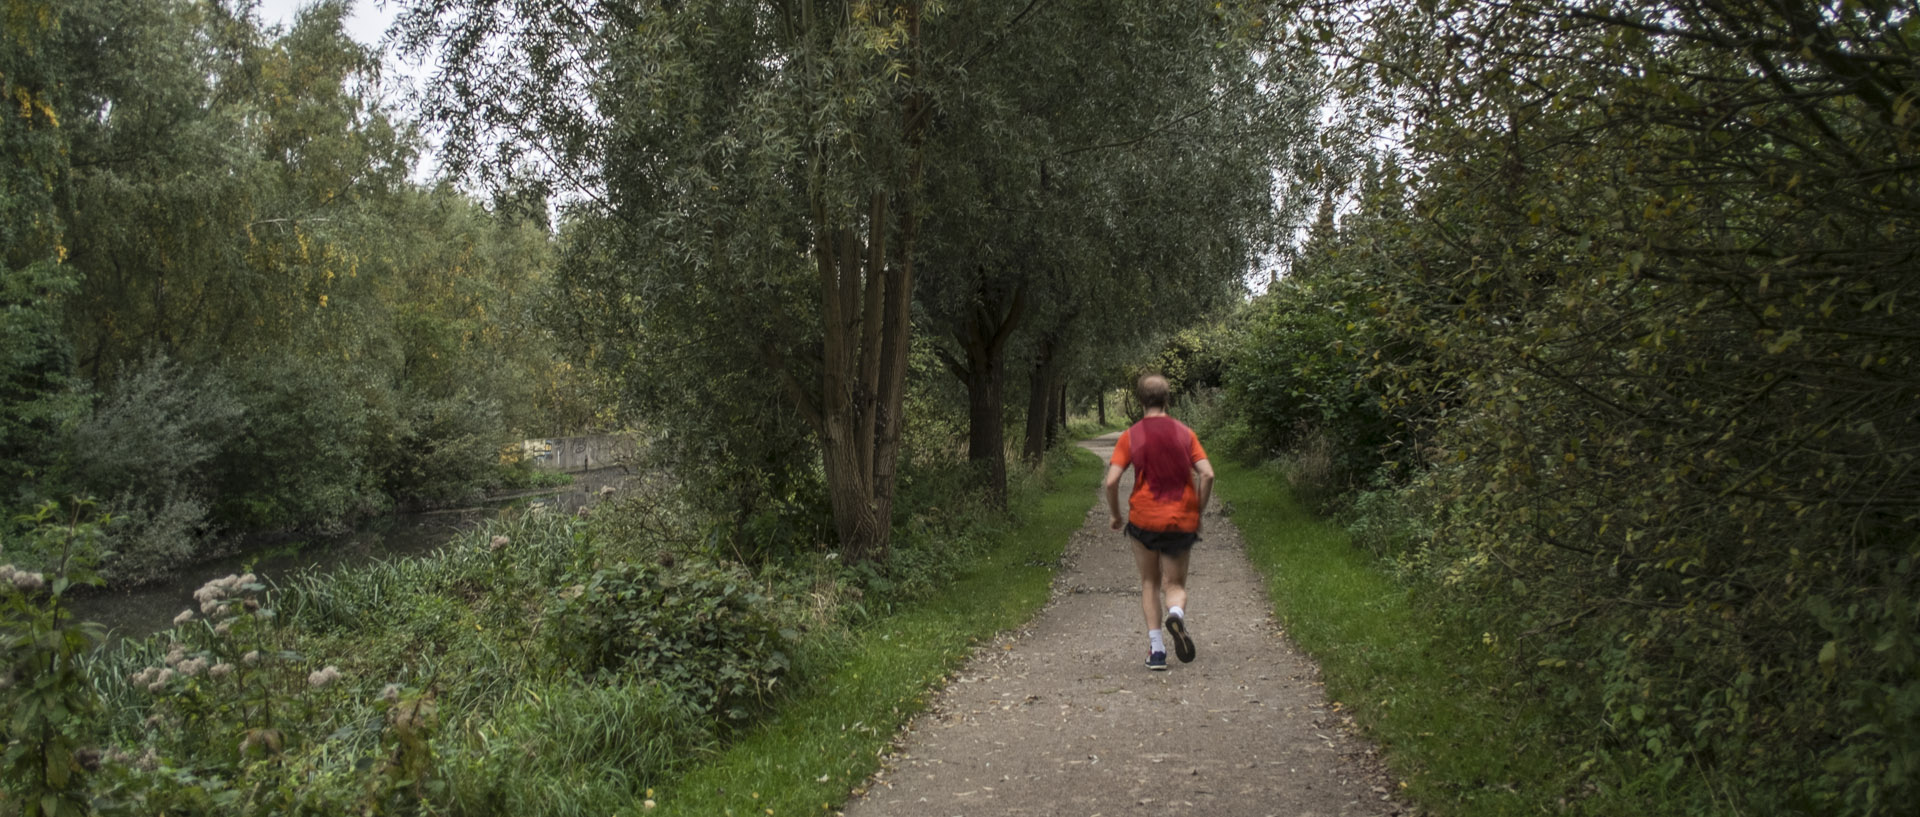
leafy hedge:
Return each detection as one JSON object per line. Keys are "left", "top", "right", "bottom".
{"left": 1219, "top": 3, "right": 1920, "bottom": 814}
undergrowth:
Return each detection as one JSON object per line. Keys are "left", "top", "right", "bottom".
{"left": 1215, "top": 458, "right": 1713, "bottom": 817}
{"left": 5, "top": 444, "right": 1098, "bottom": 816}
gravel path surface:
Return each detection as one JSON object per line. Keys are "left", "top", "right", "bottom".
{"left": 842, "top": 434, "right": 1408, "bottom": 817}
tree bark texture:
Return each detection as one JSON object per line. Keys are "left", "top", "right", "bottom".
{"left": 1022, "top": 333, "right": 1060, "bottom": 462}
{"left": 794, "top": 3, "right": 925, "bottom": 563}
{"left": 953, "top": 284, "right": 1025, "bottom": 508}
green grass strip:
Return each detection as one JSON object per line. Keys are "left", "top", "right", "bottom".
{"left": 649, "top": 449, "right": 1103, "bottom": 817}
{"left": 1214, "top": 459, "right": 1592, "bottom": 817}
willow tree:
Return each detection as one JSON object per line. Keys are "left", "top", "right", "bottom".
{"left": 0, "top": 0, "right": 87, "bottom": 505}
{"left": 401, "top": 0, "right": 929, "bottom": 560}
{"left": 916, "top": 1, "right": 1316, "bottom": 496}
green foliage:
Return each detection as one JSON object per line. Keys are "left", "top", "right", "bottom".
{"left": 212, "top": 353, "right": 384, "bottom": 531}
{"left": 0, "top": 0, "right": 582, "bottom": 559}
{"left": 544, "top": 559, "right": 793, "bottom": 719}
{"left": 0, "top": 263, "right": 85, "bottom": 512}
{"left": 0, "top": 426, "right": 1100, "bottom": 817}
{"left": 440, "top": 679, "right": 707, "bottom": 816}
{"left": 66, "top": 357, "right": 242, "bottom": 581}
{"left": 1221, "top": 2, "right": 1920, "bottom": 813}
{"left": 0, "top": 502, "right": 106, "bottom": 817}
{"left": 1224, "top": 278, "right": 1391, "bottom": 475}
{"left": 647, "top": 447, "right": 1100, "bottom": 817}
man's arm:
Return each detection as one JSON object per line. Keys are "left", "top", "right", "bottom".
{"left": 1104, "top": 463, "right": 1126, "bottom": 530}
{"left": 1193, "top": 459, "right": 1215, "bottom": 533}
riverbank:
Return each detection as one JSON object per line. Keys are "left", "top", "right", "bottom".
{"left": 69, "top": 466, "right": 629, "bottom": 641}
{"left": 22, "top": 445, "right": 1092, "bottom": 815}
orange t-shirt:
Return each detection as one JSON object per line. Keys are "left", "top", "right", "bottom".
{"left": 1110, "top": 418, "right": 1208, "bottom": 532}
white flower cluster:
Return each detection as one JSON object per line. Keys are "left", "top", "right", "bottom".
{"left": 102, "top": 746, "right": 160, "bottom": 772}
{"left": 0, "top": 564, "right": 46, "bottom": 591}
{"left": 307, "top": 665, "right": 341, "bottom": 688}
{"left": 192, "top": 573, "right": 259, "bottom": 617}
{"left": 128, "top": 666, "right": 177, "bottom": 693}
{"left": 129, "top": 638, "right": 224, "bottom": 692}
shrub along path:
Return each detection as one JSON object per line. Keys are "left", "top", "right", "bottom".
{"left": 843, "top": 434, "right": 1406, "bottom": 816}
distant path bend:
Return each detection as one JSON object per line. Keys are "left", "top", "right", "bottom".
{"left": 843, "top": 434, "right": 1406, "bottom": 816}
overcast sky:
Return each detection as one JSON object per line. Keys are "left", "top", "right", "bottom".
{"left": 254, "top": 0, "right": 397, "bottom": 45}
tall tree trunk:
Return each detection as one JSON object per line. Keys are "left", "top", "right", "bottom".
{"left": 1022, "top": 334, "right": 1060, "bottom": 462}
{"left": 1046, "top": 381, "right": 1066, "bottom": 448}
{"left": 947, "top": 284, "right": 1025, "bottom": 508}
{"left": 1096, "top": 386, "right": 1107, "bottom": 427}
{"left": 798, "top": 4, "right": 924, "bottom": 563}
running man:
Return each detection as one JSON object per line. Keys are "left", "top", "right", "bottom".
{"left": 1103, "top": 374, "right": 1215, "bottom": 670}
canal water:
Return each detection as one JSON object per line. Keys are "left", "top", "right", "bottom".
{"left": 69, "top": 466, "right": 630, "bottom": 642}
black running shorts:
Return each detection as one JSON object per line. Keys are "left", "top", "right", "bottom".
{"left": 1125, "top": 522, "right": 1198, "bottom": 555}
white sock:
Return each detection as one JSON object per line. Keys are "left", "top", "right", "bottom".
{"left": 1168, "top": 605, "right": 1185, "bottom": 621}
{"left": 1149, "top": 629, "right": 1165, "bottom": 653}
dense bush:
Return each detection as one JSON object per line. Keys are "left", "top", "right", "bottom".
{"left": 1227, "top": 3, "right": 1920, "bottom": 814}
{"left": 544, "top": 559, "right": 793, "bottom": 719}
{"left": 67, "top": 358, "right": 243, "bottom": 581}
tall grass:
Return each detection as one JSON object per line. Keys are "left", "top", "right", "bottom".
{"left": 57, "top": 443, "right": 1102, "bottom": 816}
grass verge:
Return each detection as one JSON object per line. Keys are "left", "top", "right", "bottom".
{"left": 649, "top": 447, "right": 1103, "bottom": 817}
{"left": 1214, "top": 459, "right": 1605, "bottom": 817}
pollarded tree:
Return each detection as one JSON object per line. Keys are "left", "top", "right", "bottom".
{"left": 401, "top": 0, "right": 930, "bottom": 561}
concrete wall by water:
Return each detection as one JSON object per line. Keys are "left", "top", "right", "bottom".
{"left": 513, "top": 435, "right": 637, "bottom": 472}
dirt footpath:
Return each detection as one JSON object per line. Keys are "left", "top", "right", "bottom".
{"left": 843, "top": 434, "right": 1408, "bottom": 817}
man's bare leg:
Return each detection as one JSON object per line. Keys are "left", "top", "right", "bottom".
{"left": 1160, "top": 549, "right": 1195, "bottom": 663}
{"left": 1132, "top": 538, "right": 1164, "bottom": 630}
{"left": 1159, "top": 549, "right": 1190, "bottom": 615}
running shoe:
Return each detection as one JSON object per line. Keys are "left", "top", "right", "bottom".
{"left": 1146, "top": 650, "right": 1167, "bottom": 670}
{"left": 1164, "top": 612, "right": 1196, "bottom": 663}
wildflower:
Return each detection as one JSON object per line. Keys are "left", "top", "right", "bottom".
{"left": 130, "top": 667, "right": 158, "bottom": 687}
{"left": 164, "top": 647, "right": 186, "bottom": 667}
{"left": 173, "top": 609, "right": 195, "bottom": 626}
{"left": 11, "top": 570, "right": 45, "bottom": 591}
{"left": 237, "top": 573, "right": 257, "bottom": 587}
{"left": 380, "top": 683, "right": 402, "bottom": 704}
{"left": 599, "top": 484, "right": 617, "bottom": 496}
{"left": 214, "top": 619, "right": 233, "bottom": 636}
{"left": 242, "top": 650, "right": 262, "bottom": 664}
{"left": 489, "top": 535, "right": 510, "bottom": 551}
{"left": 575, "top": 506, "right": 591, "bottom": 518}
{"left": 0, "top": 564, "right": 14, "bottom": 582}
{"left": 136, "top": 747, "right": 159, "bottom": 771}
{"left": 307, "top": 665, "right": 341, "bottom": 688}
{"left": 146, "top": 668, "right": 176, "bottom": 692}
{"left": 209, "top": 663, "right": 235, "bottom": 679}
{"left": 177, "top": 658, "right": 208, "bottom": 678}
